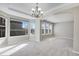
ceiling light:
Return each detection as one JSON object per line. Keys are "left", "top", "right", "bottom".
{"left": 31, "top": 3, "right": 43, "bottom": 18}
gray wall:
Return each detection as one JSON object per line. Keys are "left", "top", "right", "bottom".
{"left": 54, "top": 21, "right": 74, "bottom": 39}
{"left": 73, "top": 7, "right": 79, "bottom": 52}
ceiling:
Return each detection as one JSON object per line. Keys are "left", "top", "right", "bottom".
{"left": 0, "top": 3, "right": 62, "bottom": 15}
{"left": 0, "top": 3, "right": 78, "bottom": 23}
{"left": 0, "top": 3, "right": 62, "bottom": 14}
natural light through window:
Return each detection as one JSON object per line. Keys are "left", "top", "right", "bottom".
{"left": 1, "top": 44, "right": 28, "bottom": 56}
{"left": 22, "top": 21, "right": 28, "bottom": 29}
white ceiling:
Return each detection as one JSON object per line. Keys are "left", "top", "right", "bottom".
{"left": 0, "top": 3, "right": 78, "bottom": 23}
{"left": 0, "top": 3, "right": 62, "bottom": 14}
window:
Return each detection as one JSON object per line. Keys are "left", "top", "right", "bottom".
{"left": 41, "top": 22, "right": 45, "bottom": 34}
{"left": 41, "top": 20, "right": 53, "bottom": 35}
{"left": 49, "top": 24, "right": 53, "bottom": 34}
{"left": 22, "top": 21, "right": 29, "bottom": 34}
{"left": 0, "top": 17, "right": 5, "bottom": 37}
{"left": 30, "top": 22, "right": 35, "bottom": 34}
{"left": 45, "top": 23, "right": 49, "bottom": 34}
{"left": 10, "top": 20, "right": 29, "bottom": 36}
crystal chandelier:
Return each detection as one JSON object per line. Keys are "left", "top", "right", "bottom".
{"left": 32, "top": 3, "right": 43, "bottom": 18}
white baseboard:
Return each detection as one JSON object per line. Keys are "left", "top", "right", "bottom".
{"left": 55, "top": 34, "right": 73, "bottom": 40}
{"left": 72, "top": 50, "right": 79, "bottom": 54}
{"left": 68, "top": 48, "right": 79, "bottom": 54}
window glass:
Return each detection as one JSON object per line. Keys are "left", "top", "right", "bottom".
{"left": 30, "top": 22, "right": 35, "bottom": 34}
{"left": 10, "top": 20, "right": 28, "bottom": 36}
{"left": 49, "top": 24, "right": 52, "bottom": 34}
{"left": 0, "top": 17, "right": 5, "bottom": 37}
{"left": 41, "top": 22, "right": 45, "bottom": 34}
{"left": 22, "top": 21, "right": 28, "bottom": 34}
{"left": 41, "top": 21, "right": 53, "bottom": 35}
{"left": 22, "top": 21, "right": 28, "bottom": 28}
{"left": 45, "top": 23, "right": 49, "bottom": 34}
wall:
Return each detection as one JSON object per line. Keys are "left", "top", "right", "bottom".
{"left": 54, "top": 21, "right": 74, "bottom": 39}
{"left": 8, "top": 35, "right": 29, "bottom": 45}
{"left": 34, "top": 19, "right": 41, "bottom": 42}
{"left": 73, "top": 7, "right": 79, "bottom": 52}
{"left": 63, "top": 7, "right": 79, "bottom": 52}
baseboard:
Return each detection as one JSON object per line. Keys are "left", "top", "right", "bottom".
{"left": 71, "top": 50, "right": 79, "bottom": 54}
{"left": 55, "top": 34, "right": 73, "bottom": 40}
{"left": 68, "top": 48, "right": 79, "bottom": 54}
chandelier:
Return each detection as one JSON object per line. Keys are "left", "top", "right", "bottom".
{"left": 31, "top": 3, "right": 43, "bottom": 18}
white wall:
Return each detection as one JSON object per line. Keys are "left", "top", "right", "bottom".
{"left": 54, "top": 21, "right": 74, "bottom": 39}
{"left": 73, "top": 7, "right": 79, "bottom": 52}
{"left": 34, "top": 19, "right": 41, "bottom": 42}
{"left": 8, "top": 35, "right": 29, "bottom": 45}
{"left": 61, "top": 7, "right": 79, "bottom": 52}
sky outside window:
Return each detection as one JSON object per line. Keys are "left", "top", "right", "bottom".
{"left": 22, "top": 21, "right": 28, "bottom": 29}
